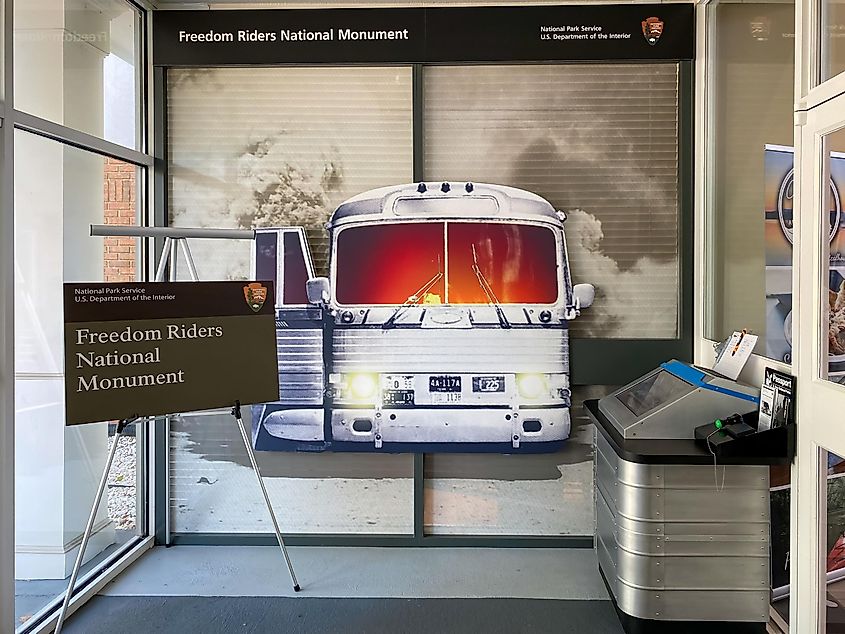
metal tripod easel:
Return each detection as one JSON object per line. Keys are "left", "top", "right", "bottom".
{"left": 231, "top": 400, "right": 300, "bottom": 592}
{"left": 91, "top": 224, "right": 257, "bottom": 282}
{"left": 54, "top": 416, "right": 139, "bottom": 634}
{"left": 54, "top": 227, "right": 301, "bottom": 632}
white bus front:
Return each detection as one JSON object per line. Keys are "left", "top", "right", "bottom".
{"left": 252, "top": 182, "right": 593, "bottom": 452}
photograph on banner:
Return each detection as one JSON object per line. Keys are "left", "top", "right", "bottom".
{"left": 822, "top": 452, "right": 845, "bottom": 625}
{"left": 764, "top": 145, "right": 845, "bottom": 383}
{"left": 167, "top": 65, "right": 682, "bottom": 454}
{"left": 63, "top": 281, "right": 279, "bottom": 425}
{"left": 248, "top": 184, "right": 594, "bottom": 454}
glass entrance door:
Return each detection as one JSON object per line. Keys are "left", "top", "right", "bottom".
{"left": 792, "top": 73, "right": 845, "bottom": 633}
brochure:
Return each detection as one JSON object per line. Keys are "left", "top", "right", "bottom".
{"left": 758, "top": 368, "right": 796, "bottom": 431}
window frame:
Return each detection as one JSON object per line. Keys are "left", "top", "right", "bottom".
{"left": 4, "top": 1, "right": 156, "bottom": 632}
{"left": 695, "top": 1, "right": 794, "bottom": 384}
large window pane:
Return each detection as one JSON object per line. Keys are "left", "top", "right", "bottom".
{"left": 167, "top": 66, "right": 415, "bottom": 534}
{"left": 823, "top": 450, "right": 845, "bottom": 631}
{"left": 821, "top": 126, "right": 845, "bottom": 385}
{"left": 424, "top": 386, "right": 610, "bottom": 536}
{"left": 170, "top": 410, "right": 414, "bottom": 534}
{"left": 822, "top": 0, "right": 845, "bottom": 83}
{"left": 707, "top": 2, "right": 795, "bottom": 359}
{"left": 423, "top": 64, "right": 680, "bottom": 339}
{"left": 14, "top": 0, "right": 141, "bottom": 149}
{"left": 168, "top": 66, "right": 413, "bottom": 282}
{"left": 770, "top": 450, "right": 845, "bottom": 630}
{"left": 13, "top": 131, "right": 142, "bottom": 626}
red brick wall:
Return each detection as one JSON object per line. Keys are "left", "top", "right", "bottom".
{"left": 103, "top": 157, "right": 136, "bottom": 282}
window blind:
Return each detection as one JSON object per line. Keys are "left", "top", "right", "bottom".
{"left": 167, "top": 66, "right": 414, "bottom": 280}
{"left": 166, "top": 67, "right": 415, "bottom": 535}
{"left": 423, "top": 64, "right": 681, "bottom": 339}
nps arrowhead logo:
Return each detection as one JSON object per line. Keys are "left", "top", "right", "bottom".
{"left": 642, "top": 17, "right": 664, "bottom": 46}
{"left": 243, "top": 282, "right": 268, "bottom": 312}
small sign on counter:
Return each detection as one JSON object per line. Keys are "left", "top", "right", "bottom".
{"left": 713, "top": 329, "right": 759, "bottom": 380}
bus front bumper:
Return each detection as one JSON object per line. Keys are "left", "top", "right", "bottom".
{"left": 331, "top": 406, "right": 570, "bottom": 448}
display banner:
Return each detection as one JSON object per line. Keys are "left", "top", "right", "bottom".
{"left": 63, "top": 281, "right": 279, "bottom": 425}
{"left": 152, "top": 5, "right": 694, "bottom": 66}
{"left": 764, "top": 145, "right": 845, "bottom": 382}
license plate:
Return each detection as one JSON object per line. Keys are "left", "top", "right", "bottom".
{"left": 431, "top": 392, "right": 462, "bottom": 404}
{"left": 472, "top": 375, "right": 505, "bottom": 393}
{"left": 384, "top": 375, "right": 414, "bottom": 390}
{"left": 384, "top": 390, "right": 415, "bottom": 406}
{"left": 429, "top": 375, "right": 461, "bottom": 392}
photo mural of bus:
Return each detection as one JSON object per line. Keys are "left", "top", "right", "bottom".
{"left": 250, "top": 182, "right": 594, "bottom": 453}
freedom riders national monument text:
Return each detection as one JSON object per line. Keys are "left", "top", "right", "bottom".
{"left": 63, "top": 281, "right": 279, "bottom": 425}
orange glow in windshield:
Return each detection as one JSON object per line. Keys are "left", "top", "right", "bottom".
{"left": 335, "top": 223, "right": 445, "bottom": 305}
{"left": 335, "top": 222, "right": 558, "bottom": 305}
{"left": 447, "top": 223, "right": 558, "bottom": 304}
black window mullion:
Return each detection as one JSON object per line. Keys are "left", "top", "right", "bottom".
{"left": 411, "top": 63, "right": 426, "bottom": 542}
{"left": 413, "top": 64, "right": 424, "bottom": 183}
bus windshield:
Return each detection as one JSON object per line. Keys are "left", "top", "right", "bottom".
{"left": 335, "top": 222, "right": 559, "bottom": 305}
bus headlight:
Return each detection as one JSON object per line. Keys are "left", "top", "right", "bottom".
{"left": 349, "top": 373, "right": 378, "bottom": 400}
{"left": 516, "top": 374, "right": 547, "bottom": 399}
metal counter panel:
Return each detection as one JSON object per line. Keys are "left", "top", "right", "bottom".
{"left": 595, "top": 430, "right": 771, "bottom": 623}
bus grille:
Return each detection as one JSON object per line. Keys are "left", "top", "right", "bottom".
{"left": 275, "top": 328, "right": 324, "bottom": 404}
{"left": 332, "top": 327, "right": 568, "bottom": 374}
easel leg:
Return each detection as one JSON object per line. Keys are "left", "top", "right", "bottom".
{"left": 232, "top": 401, "right": 301, "bottom": 592}
{"left": 55, "top": 416, "right": 138, "bottom": 634}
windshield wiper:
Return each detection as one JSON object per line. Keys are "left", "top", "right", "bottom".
{"left": 471, "top": 244, "right": 511, "bottom": 329}
{"left": 383, "top": 263, "right": 444, "bottom": 329}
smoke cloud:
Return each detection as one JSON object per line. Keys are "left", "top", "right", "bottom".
{"left": 565, "top": 209, "right": 678, "bottom": 338}
{"left": 170, "top": 130, "right": 344, "bottom": 281}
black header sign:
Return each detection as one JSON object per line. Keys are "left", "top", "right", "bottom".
{"left": 63, "top": 282, "right": 279, "bottom": 425}
{"left": 152, "top": 5, "right": 694, "bottom": 66}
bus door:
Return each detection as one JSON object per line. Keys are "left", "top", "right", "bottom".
{"left": 251, "top": 228, "right": 327, "bottom": 450}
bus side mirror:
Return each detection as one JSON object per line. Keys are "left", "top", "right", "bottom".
{"left": 306, "top": 277, "right": 331, "bottom": 306}
{"left": 573, "top": 284, "right": 595, "bottom": 309}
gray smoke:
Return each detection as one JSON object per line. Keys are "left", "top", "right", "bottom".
{"left": 565, "top": 209, "right": 678, "bottom": 338}
{"left": 229, "top": 131, "right": 343, "bottom": 230}
{"left": 170, "top": 130, "right": 343, "bottom": 281}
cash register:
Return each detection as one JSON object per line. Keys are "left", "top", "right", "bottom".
{"left": 585, "top": 360, "right": 791, "bottom": 634}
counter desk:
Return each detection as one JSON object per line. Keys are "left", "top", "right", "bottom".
{"left": 586, "top": 398, "right": 783, "bottom": 634}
